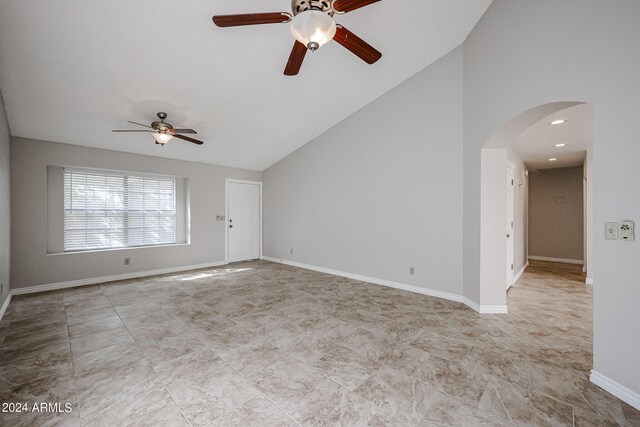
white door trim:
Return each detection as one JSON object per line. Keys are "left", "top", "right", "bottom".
{"left": 506, "top": 161, "right": 515, "bottom": 289}
{"left": 225, "top": 179, "right": 263, "bottom": 263}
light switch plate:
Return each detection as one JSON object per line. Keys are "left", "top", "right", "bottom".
{"left": 605, "top": 222, "right": 619, "bottom": 240}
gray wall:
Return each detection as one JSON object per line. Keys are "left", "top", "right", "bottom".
{"left": 0, "top": 92, "right": 10, "bottom": 308}
{"left": 10, "top": 138, "right": 261, "bottom": 288}
{"left": 264, "top": 47, "right": 463, "bottom": 296}
{"left": 529, "top": 167, "right": 584, "bottom": 261}
{"left": 464, "top": 0, "right": 640, "bottom": 396}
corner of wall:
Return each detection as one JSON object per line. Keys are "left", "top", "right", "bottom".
{"left": 0, "top": 89, "right": 11, "bottom": 312}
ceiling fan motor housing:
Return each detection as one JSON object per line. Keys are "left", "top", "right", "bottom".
{"left": 292, "top": 0, "right": 334, "bottom": 16}
{"left": 151, "top": 112, "right": 173, "bottom": 132}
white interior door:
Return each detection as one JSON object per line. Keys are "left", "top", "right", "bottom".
{"left": 506, "top": 163, "right": 515, "bottom": 289}
{"left": 227, "top": 181, "right": 261, "bottom": 262}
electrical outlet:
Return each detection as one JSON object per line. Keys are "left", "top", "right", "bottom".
{"left": 290, "top": 249, "right": 293, "bottom": 255}
{"left": 620, "top": 220, "right": 635, "bottom": 241}
{"left": 409, "top": 267, "right": 415, "bottom": 275}
{"left": 124, "top": 257, "right": 131, "bottom": 266}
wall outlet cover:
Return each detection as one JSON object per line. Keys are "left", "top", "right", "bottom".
{"left": 620, "top": 220, "right": 635, "bottom": 241}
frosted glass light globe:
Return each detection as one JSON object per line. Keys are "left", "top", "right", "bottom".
{"left": 290, "top": 10, "right": 336, "bottom": 51}
{"left": 153, "top": 132, "right": 174, "bottom": 145}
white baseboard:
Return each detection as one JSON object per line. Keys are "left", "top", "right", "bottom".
{"left": 462, "top": 297, "right": 508, "bottom": 314}
{"left": 513, "top": 262, "right": 529, "bottom": 285}
{"left": 11, "top": 261, "right": 228, "bottom": 296}
{"left": 262, "top": 256, "right": 507, "bottom": 314}
{"left": 591, "top": 370, "right": 640, "bottom": 410}
{"left": 0, "top": 291, "right": 12, "bottom": 323}
{"left": 528, "top": 256, "right": 583, "bottom": 265}
{"left": 586, "top": 277, "right": 594, "bottom": 285}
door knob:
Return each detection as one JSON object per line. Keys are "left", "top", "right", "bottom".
{"left": 506, "top": 234, "right": 510, "bottom": 238}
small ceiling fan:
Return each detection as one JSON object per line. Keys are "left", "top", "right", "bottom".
{"left": 112, "top": 112, "right": 203, "bottom": 146}
{"left": 212, "top": 0, "right": 382, "bottom": 76}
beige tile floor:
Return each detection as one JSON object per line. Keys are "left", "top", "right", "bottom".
{"left": 1, "top": 260, "right": 639, "bottom": 426}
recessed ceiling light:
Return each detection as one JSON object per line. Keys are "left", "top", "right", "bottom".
{"left": 550, "top": 119, "right": 566, "bottom": 125}
{"left": 554, "top": 143, "right": 567, "bottom": 147}
{"left": 549, "top": 158, "right": 557, "bottom": 161}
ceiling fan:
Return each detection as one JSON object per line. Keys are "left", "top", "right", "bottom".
{"left": 212, "top": 0, "right": 382, "bottom": 76}
{"left": 112, "top": 112, "right": 203, "bottom": 146}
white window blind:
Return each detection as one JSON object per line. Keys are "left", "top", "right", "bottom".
{"left": 64, "top": 168, "right": 176, "bottom": 251}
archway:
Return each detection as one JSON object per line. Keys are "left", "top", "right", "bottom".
{"left": 479, "top": 101, "right": 593, "bottom": 311}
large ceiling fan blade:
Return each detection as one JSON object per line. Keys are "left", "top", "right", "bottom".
{"left": 333, "top": 25, "right": 382, "bottom": 64}
{"left": 171, "top": 129, "right": 197, "bottom": 134}
{"left": 212, "top": 12, "right": 290, "bottom": 27}
{"left": 173, "top": 134, "right": 204, "bottom": 145}
{"left": 112, "top": 130, "right": 152, "bottom": 132}
{"left": 284, "top": 41, "right": 307, "bottom": 76}
{"left": 332, "top": 0, "right": 381, "bottom": 13}
{"left": 127, "top": 121, "right": 153, "bottom": 129}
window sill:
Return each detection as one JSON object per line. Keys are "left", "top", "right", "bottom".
{"left": 46, "top": 242, "right": 190, "bottom": 256}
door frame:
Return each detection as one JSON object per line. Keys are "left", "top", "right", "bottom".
{"left": 506, "top": 160, "right": 515, "bottom": 289}
{"left": 225, "top": 178, "right": 263, "bottom": 263}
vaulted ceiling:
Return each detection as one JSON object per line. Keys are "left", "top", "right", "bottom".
{"left": 0, "top": 0, "right": 492, "bottom": 171}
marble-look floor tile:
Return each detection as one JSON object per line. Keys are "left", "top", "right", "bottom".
{"left": 67, "top": 313, "right": 123, "bottom": 339}
{"left": 0, "top": 347, "right": 73, "bottom": 387}
{"left": 367, "top": 410, "right": 407, "bottom": 427}
{"left": 196, "top": 324, "right": 258, "bottom": 357}
{"left": 83, "top": 376, "right": 187, "bottom": 427}
{"left": 66, "top": 303, "right": 118, "bottom": 325}
{"left": 354, "top": 365, "right": 443, "bottom": 425}
{"left": 136, "top": 332, "right": 208, "bottom": 368}
{"left": 572, "top": 406, "right": 619, "bottom": 427}
{"left": 409, "top": 331, "right": 473, "bottom": 363}
{"left": 419, "top": 394, "right": 514, "bottom": 426}
{"left": 76, "top": 357, "right": 157, "bottom": 422}
{"left": 167, "top": 365, "right": 259, "bottom": 427}
{"left": 312, "top": 344, "right": 381, "bottom": 391}
{"left": 112, "top": 299, "right": 163, "bottom": 319}
{"left": 478, "top": 376, "right": 573, "bottom": 426}
{"left": 4, "top": 311, "right": 67, "bottom": 332}
{"left": 0, "top": 371, "right": 80, "bottom": 427}
{"left": 621, "top": 401, "right": 640, "bottom": 427}
{"left": 225, "top": 338, "right": 287, "bottom": 377}
{"left": 70, "top": 326, "right": 135, "bottom": 359}
{"left": 247, "top": 356, "right": 324, "bottom": 406}
{"left": 0, "top": 260, "right": 628, "bottom": 426}
{"left": 0, "top": 327, "right": 69, "bottom": 362}
{"left": 282, "top": 378, "right": 381, "bottom": 426}
{"left": 528, "top": 364, "right": 626, "bottom": 424}
{"left": 74, "top": 342, "right": 144, "bottom": 376}
{"left": 154, "top": 345, "right": 227, "bottom": 385}
{"left": 412, "top": 354, "right": 490, "bottom": 406}
{"left": 211, "top": 395, "right": 296, "bottom": 427}
{"left": 231, "top": 310, "right": 289, "bottom": 335}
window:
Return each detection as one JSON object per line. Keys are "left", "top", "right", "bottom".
{"left": 63, "top": 168, "right": 176, "bottom": 251}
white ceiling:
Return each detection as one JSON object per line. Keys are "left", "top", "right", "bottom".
{"left": 513, "top": 103, "right": 592, "bottom": 171}
{"left": 0, "top": 0, "right": 492, "bottom": 171}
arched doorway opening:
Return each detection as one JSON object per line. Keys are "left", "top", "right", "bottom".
{"left": 479, "top": 101, "right": 593, "bottom": 311}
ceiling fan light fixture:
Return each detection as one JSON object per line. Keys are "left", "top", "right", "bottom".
{"left": 290, "top": 10, "right": 336, "bottom": 51}
{"left": 153, "top": 132, "right": 174, "bottom": 145}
